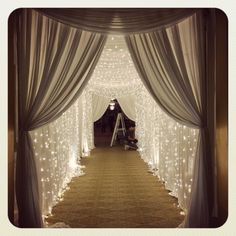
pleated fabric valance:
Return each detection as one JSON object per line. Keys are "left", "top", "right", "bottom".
{"left": 36, "top": 8, "right": 199, "bottom": 34}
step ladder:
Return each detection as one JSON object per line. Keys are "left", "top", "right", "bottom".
{"left": 110, "top": 113, "right": 126, "bottom": 147}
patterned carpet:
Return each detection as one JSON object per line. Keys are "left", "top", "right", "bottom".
{"left": 46, "top": 141, "right": 184, "bottom": 228}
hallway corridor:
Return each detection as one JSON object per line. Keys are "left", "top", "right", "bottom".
{"left": 46, "top": 144, "right": 184, "bottom": 228}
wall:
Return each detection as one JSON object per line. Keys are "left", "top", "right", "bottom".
{"left": 215, "top": 9, "right": 228, "bottom": 227}
{"left": 8, "top": 11, "right": 16, "bottom": 225}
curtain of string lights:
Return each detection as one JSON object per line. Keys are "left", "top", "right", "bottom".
{"left": 135, "top": 87, "right": 199, "bottom": 212}
{"left": 31, "top": 35, "right": 199, "bottom": 221}
{"left": 30, "top": 98, "right": 84, "bottom": 218}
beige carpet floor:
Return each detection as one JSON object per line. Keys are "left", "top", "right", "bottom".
{"left": 46, "top": 140, "right": 184, "bottom": 228}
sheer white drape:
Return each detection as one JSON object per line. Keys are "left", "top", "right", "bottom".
{"left": 92, "top": 94, "right": 110, "bottom": 122}
{"left": 117, "top": 95, "right": 136, "bottom": 121}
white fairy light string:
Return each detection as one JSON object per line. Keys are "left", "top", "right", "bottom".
{"left": 31, "top": 34, "right": 199, "bottom": 222}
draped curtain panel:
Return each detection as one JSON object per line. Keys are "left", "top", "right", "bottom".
{"left": 15, "top": 9, "right": 106, "bottom": 227}
{"left": 126, "top": 12, "right": 210, "bottom": 227}
{"left": 92, "top": 94, "right": 110, "bottom": 122}
{"left": 117, "top": 95, "right": 136, "bottom": 121}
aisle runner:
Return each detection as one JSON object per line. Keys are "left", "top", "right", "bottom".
{"left": 46, "top": 146, "right": 184, "bottom": 228}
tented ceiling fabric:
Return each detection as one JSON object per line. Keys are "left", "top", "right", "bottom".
{"left": 87, "top": 35, "right": 143, "bottom": 98}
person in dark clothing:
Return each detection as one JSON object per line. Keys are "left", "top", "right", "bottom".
{"left": 125, "top": 124, "right": 138, "bottom": 150}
